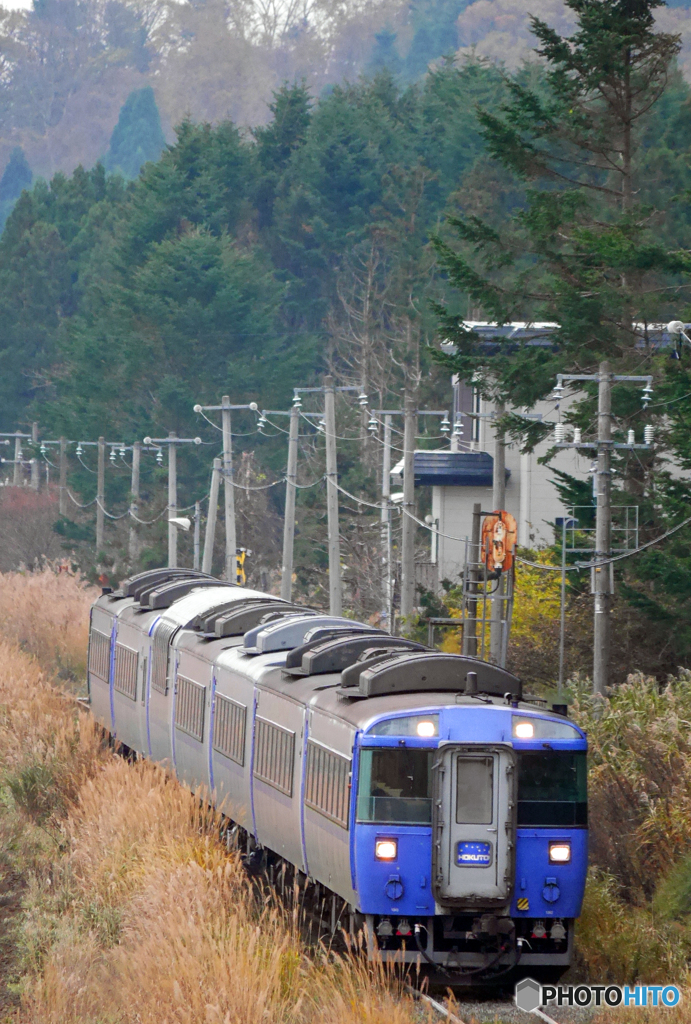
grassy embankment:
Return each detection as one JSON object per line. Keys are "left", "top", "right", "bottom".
{"left": 3, "top": 568, "right": 691, "bottom": 1021}
{"left": 0, "top": 568, "right": 437, "bottom": 1024}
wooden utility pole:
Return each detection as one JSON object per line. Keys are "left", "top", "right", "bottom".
{"left": 221, "top": 396, "right": 237, "bottom": 584}
{"left": 593, "top": 361, "right": 613, "bottom": 697}
{"left": 323, "top": 376, "right": 342, "bottom": 615}
{"left": 129, "top": 440, "right": 141, "bottom": 565}
{"left": 168, "top": 432, "right": 177, "bottom": 568}
{"left": 202, "top": 458, "right": 221, "bottom": 575}
{"left": 490, "top": 400, "right": 506, "bottom": 663}
{"left": 281, "top": 403, "right": 299, "bottom": 601}
{"left": 96, "top": 437, "right": 105, "bottom": 552}
{"left": 400, "top": 393, "right": 417, "bottom": 621}
{"left": 59, "top": 437, "right": 67, "bottom": 516}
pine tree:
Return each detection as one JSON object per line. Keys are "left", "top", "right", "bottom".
{"left": 105, "top": 87, "right": 166, "bottom": 180}
{"left": 0, "top": 147, "right": 32, "bottom": 232}
{"left": 432, "top": 0, "right": 689, "bottom": 407}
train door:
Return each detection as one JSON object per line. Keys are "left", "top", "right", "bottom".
{"left": 433, "top": 744, "right": 515, "bottom": 905}
{"left": 146, "top": 619, "right": 179, "bottom": 765}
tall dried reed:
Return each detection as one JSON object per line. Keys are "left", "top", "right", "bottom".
{"left": 20, "top": 758, "right": 431, "bottom": 1024}
{"left": 0, "top": 565, "right": 96, "bottom": 685}
{"left": 0, "top": 570, "right": 434, "bottom": 1024}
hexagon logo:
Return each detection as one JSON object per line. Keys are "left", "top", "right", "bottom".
{"left": 515, "top": 977, "right": 542, "bottom": 1013}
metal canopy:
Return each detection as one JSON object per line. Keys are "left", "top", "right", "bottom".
{"left": 140, "top": 578, "right": 233, "bottom": 610}
{"left": 214, "top": 601, "right": 306, "bottom": 637}
{"left": 341, "top": 652, "right": 521, "bottom": 699}
{"left": 241, "top": 615, "right": 368, "bottom": 655}
{"left": 286, "top": 634, "right": 425, "bottom": 677}
{"left": 123, "top": 568, "right": 212, "bottom": 601}
{"left": 284, "top": 628, "right": 386, "bottom": 670}
{"left": 339, "top": 644, "right": 429, "bottom": 687}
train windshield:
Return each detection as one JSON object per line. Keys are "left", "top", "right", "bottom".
{"left": 356, "top": 748, "right": 433, "bottom": 824}
{"left": 517, "top": 751, "right": 587, "bottom": 826}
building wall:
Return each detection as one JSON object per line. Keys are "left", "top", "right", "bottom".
{"left": 431, "top": 393, "right": 592, "bottom": 586}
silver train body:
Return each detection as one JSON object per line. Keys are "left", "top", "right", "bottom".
{"left": 87, "top": 569, "right": 588, "bottom": 982}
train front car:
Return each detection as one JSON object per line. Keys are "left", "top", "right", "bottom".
{"left": 347, "top": 657, "right": 587, "bottom": 983}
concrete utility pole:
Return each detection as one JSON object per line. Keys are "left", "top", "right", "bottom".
{"left": 59, "top": 437, "right": 67, "bottom": 516}
{"left": 463, "top": 502, "right": 482, "bottom": 657}
{"left": 400, "top": 393, "right": 417, "bottom": 621}
{"left": 552, "top": 365, "right": 653, "bottom": 695}
{"left": 202, "top": 457, "right": 221, "bottom": 574}
{"left": 281, "top": 403, "right": 299, "bottom": 601}
{"left": 168, "top": 431, "right": 178, "bottom": 568}
{"left": 323, "top": 376, "right": 342, "bottom": 616}
{"left": 30, "top": 422, "right": 39, "bottom": 490}
{"left": 593, "top": 361, "right": 613, "bottom": 697}
{"left": 381, "top": 414, "right": 393, "bottom": 628}
{"left": 221, "top": 396, "right": 237, "bottom": 585}
{"left": 129, "top": 441, "right": 141, "bottom": 565}
{"left": 13, "top": 432, "right": 21, "bottom": 486}
{"left": 96, "top": 436, "right": 105, "bottom": 552}
{"left": 490, "top": 400, "right": 506, "bottom": 663}
{"left": 193, "top": 501, "right": 201, "bottom": 572}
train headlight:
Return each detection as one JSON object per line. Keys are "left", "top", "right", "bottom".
{"left": 375, "top": 839, "right": 398, "bottom": 861}
{"left": 416, "top": 720, "right": 436, "bottom": 738}
{"left": 513, "top": 720, "right": 535, "bottom": 739}
{"left": 549, "top": 842, "right": 571, "bottom": 864}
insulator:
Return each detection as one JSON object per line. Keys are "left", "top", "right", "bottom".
{"left": 641, "top": 384, "right": 653, "bottom": 407}
{"left": 292, "top": 395, "right": 302, "bottom": 409}
{"left": 573, "top": 428, "right": 582, "bottom": 444}
{"left": 440, "top": 415, "right": 450, "bottom": 434}
{"left": 644, "top": 424, "right": 654, "bottom": 445}
{"left": 317, "top": 419, "right": 325, "bottom": 433}
{"left": 120, "top": 446, "right": 126, "bottom": 458}
{"left": 257, "top": 416, "right": 266, "bottom": 432}
{"left": 358, "top": 392, "right": 368, "bottom": 408}
{"left": 627, "top": 429, "right": 635, "bottom": 445}
{"left": 40, "top": 443, "right": 46, "bottom": 455}
{"left": 156, "top": 449, "right": 164, "bottom": 464}
{"left": 554, "top": 423, "right": 565, "bottom": 443}
{"left": 453, "top": 419, "right": 463, "bottom": 437}
{"left": 367, "top": 416, "right": 377, "bottom": 433}
{"left": 109, "top": 449, "right": 116, "bottom": 462}
{"left": 76, "top": 444, "right": 83, "bottom": 457}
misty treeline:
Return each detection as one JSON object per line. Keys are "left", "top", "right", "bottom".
{"left": 0, "top": 0, "right": 486, "bottom": 181}
{"left": 5, "top": 0, "right": 691, "bottom": 680}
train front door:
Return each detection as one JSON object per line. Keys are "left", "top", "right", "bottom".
{"left": 433, "top": 744, "right": 516, "bottom": 904}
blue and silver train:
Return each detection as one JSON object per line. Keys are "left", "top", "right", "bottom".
{"left": 88, "top": 568, "right": 588, "bottom": 983}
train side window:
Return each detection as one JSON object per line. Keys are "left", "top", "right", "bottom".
{"left": 175, "top": 675, "right": 206, "bottom": 742}
{"left": 254, "top": 718, "right": 295, "bottom": 796}
{"left": 89, "top": 629, "right": 111, "bottom": 682}
{"left": 356, "top": 749, "right": 432, "bottom": 824}
{"left": 213, "top": 695, "right": 246, "bottom": 765}
{"left": 305, "top": 740, "right": 351, "bottom": 828}
{"left": 113, "top": 643, "right": 138, "bottom": 701}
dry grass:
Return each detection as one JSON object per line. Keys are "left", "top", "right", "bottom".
{"left": 0, "top": 565, "right": 96, "bottom": 685}
{"left": 0, "top": 568, "right": 435, "bottom": 1024}
{"left": 20, "top": 759, "right": 431, "bottom": 1024}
